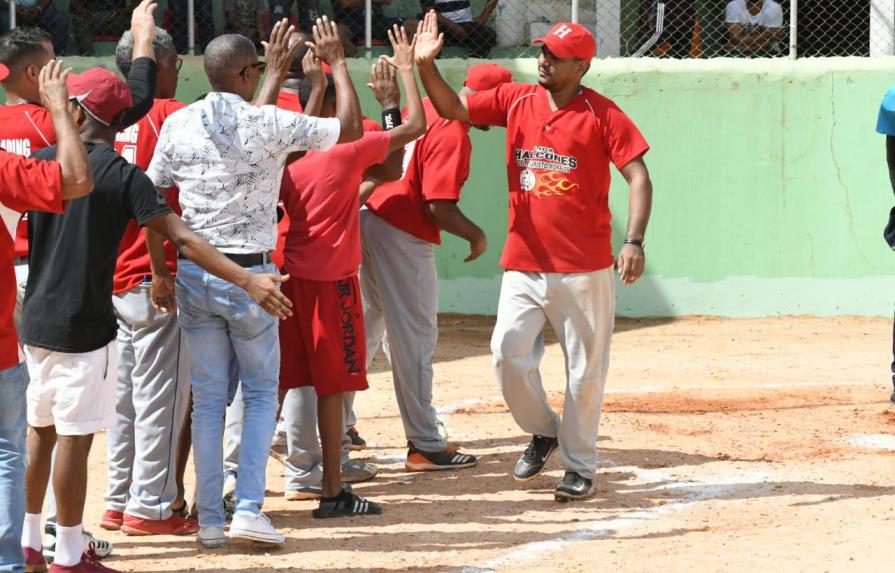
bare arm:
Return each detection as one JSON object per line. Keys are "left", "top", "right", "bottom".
{"left": 359, "top": 179, "right": 378, "bottom": 205}
{"left": 475, "top": 0, "right": 498, "bottom": 25}
{"left": 308, "top": 17, "right": 363, "bottom": 142}
{"left": 381, "top": 26, "right": 427, "bottom": 151}
{"left": 415, "top": 11, "right": 470, "bottom": 122}
{"left": 39, "top": 61, "right": 93, "bottom": 200}
{"left": 301, "top": 49, "right": 328, "bottom": 117}
{"left": 145, "top": 225, "right": 177, "bottom": 312}
{"left": 426, "top": 200, "right": 486, "bottom": 262}
{"left": 144, "top": 213, "right": 294, "bottom": 318}
{"left": 615, "top": 156, "right": 652, "bottom": 285}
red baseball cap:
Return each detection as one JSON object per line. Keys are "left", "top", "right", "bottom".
{"left": 464, "top": 63, "right": 513, "bottom": 92}
{"left": 533, "top": 23, "right": 596, "bottom": 61}
{"left": 0, "top": 64, "right": 9, "bottom": 82}
{"left": 66, "top": 67, "right": 132, "bottom": 127}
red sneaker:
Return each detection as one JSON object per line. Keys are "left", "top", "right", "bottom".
{"left": 49, "top": 551, "right": 120, "bottom": 572}
{"left": 98, "top": 511, "right": 123, "bottom": 531}
{"left": 119, "top": 513, "right": 199, "bottom": 536}
{"left": 23, "top": 546, "right": 47, "bottom": 573}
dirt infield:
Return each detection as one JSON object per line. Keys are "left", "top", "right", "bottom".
{"left": 82, "top": 316, "right": 895, "bottom": 572}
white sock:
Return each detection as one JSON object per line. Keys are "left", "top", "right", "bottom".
{"left": 21, "top": 512, "right": 42, "bottom": 551}
{"left": 54, "top": 524, "right": 83, "bottom": 567}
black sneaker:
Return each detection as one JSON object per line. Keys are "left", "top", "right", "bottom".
{"left": 513, "top": 435, "right": 559, "bottom": 483}
{"left": 346, "top": 426, "right": 366, "bottom": 451}
{"left": 312, "top": 488, "right": 382, "bottom": 518}
{"left": 405, "top": 442, "right": 477, "bottom": 471}
{"left": 554, "top": 471, "right": 595, "bottom": 501}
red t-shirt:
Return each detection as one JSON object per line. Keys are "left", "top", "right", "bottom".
{"left": 0, "top": 103, "right": 57, "bottom": 258}
{"left": 365, "top": 98, "right": 471, "bottom": 245}
{"left": 272, "top": 91, "right": 305, "bottom": 269}
{"left": 467, "top": 83, "right": 650, "bottom": 273}
{"left": 280, "top": 131, "right": 391, "bottom": 281}
{"left": 0, "top": 150, "right": 63, "bottom": 369}
{"left": 112, "top": 98, "right": 187, "bottom": 294}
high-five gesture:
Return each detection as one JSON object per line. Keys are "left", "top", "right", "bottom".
{"left": 368, "top": 57, "right": 399, "bottom": 109}
{"left": 38, "top": 59, "right": 72, "bottom": 114}
{"left": 305, "top": 15, "right": 345, "bottom": 65}
{"left": 414, "top": 10, "right": 444, "bottom": 64}
{"left": 382, "top": 23, "right": 416, "bottom": 72}
{"left": 130, "top": 0, "right": 159, "bottom": 60}
{"left": 302, "top": 48, "right": 328, "bottom": 91}
{"left": 263, "top": 18, "right": 301, "bottom": 81}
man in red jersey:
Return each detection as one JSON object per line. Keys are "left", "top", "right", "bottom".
{"left": 0, "top": 0, "right": 160, "bottom": 328}
{"left": 98, "top": 26, "right": 196, "bottom": 537}
{"left": 0, "top": 60, "right": 94, "bottom": 573}
{"left": 414, "top": 12, "right": 654, "bottom": 501}
{"left": 361, "top": 61, "right": 512, "bottom": 473}
{"left": 277, "top": 26, "right": 426, "bottom": 516}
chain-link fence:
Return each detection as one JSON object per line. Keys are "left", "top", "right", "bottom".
{"left": 0, "top": 0, "right": 894, "bottom": 58}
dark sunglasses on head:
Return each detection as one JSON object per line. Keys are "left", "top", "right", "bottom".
{"left": 239, "top": 61, "right": 266, "bottom": 75}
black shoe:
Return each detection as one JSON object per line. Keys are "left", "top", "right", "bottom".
{"left": 313, "top": 487, "right": 382, "bottom": 518}
{"left": 513, "top": 435, "right": 559, "bottom": 483}
{"left": 554, "top": 471, "right": 595, "bottom": 501}
{"left": 405, "top": 442, "right": 477, "bottom": 471}
{"left": 346, "top": 426, "right": 367, "bottom": 451}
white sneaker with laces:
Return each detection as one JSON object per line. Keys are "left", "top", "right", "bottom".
{"left": 44, "top": 527, "right": 113, "bottom": 561}
{"left": 197, "top": 525, "right": 226, "bottom": 549}
{"left": 229, "top": 512, "right": 285, "bottom": 545}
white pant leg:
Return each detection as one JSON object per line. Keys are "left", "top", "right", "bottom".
{"left": 490, "top": 271, "right": 559, "bottom": 439}
{"left": 543, "top": 268, "right": 615, "bottom": 480}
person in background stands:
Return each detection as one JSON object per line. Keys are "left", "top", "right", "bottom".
{"left": 71, "top": 0, "right": 135, "bottom": 56}
{"left": 0, "top": 0, "right": 70, "bottom": 55}
{"left": 224, "top": 0, "right": 267, "bottom": 50}
{"left": 421, "top": 0, "right": 496, "bottom": 58}
{"left": 724, "top": 0, "right": 783, "bottom": 56}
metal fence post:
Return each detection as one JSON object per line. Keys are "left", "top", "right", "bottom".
{"left": 789, "top": 0, "right": 797, "bottom": 59}
{"left": 365, "top": 0, "right": 372, "bottom": 59}
{"left": 572, "top": 0, "right": 579, "bottom": 24}
{"left": 9, "top": 0, "right": 15, "bottom": 30}
{"left": 188, "top": 0, "right": 196, "bottom": 55}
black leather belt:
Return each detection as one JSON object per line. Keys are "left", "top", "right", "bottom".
{"left": 178, "top": 252, "right": 271, "bottom": 267}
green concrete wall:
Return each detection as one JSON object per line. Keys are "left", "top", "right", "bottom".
{"left": 5, "top": 56, "right": 895, "bottom": 317}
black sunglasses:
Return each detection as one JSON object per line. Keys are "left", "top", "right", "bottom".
{"left": 239, "top": 61, "right": 266, "bottom": 76}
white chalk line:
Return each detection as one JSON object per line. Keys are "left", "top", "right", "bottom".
{"left": 456, "top": 466, "right": 770, "bottom": 573}
{"left": 436, "top": 380, "right": 874, "bottom": 416}
{"left": 848, "top": 433, "right": 895, "bottom": 451}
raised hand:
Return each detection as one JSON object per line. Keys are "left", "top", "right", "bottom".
{"left": 382, "top": 23, "right": 415, "bottom": 72}
{"left": 129, "top": 0, "right": 158, "bottom": 45}
{"left": 262, "top": 18, "right": 301, "bottom": 80}
{"left": 414, "top": 10, "right": 444, "bottom": 64}
{"left": 38, "top": 59, "right": 72, "bottom": 114}
{"left": 302, "top": 47, "right": 328, "bottom": 91}
{"left": 367, "top": 57, "right": 399, "bottom": 109}
{"left": 306, "top": 15, "right": 345, "bottom": 65}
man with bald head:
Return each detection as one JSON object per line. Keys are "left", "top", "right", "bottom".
{"left": 146, "top": 18, "right": 363, "bottom": 548}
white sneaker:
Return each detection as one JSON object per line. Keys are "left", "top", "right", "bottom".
{"left": 43, "top": 526, "right": 113, "bottom": 561}
{"left": 197, "top": 525, "right": 226, "bottom": 548}
{"left": 341, "top": 460, "right": 378, "bottom": 483}
{"left": 229, "top": 512, "right": 285, "bottom": 545}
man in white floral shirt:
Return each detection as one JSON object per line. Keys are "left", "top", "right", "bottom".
{"left": 146, "top": 17, "right": 363, "bottom": 548}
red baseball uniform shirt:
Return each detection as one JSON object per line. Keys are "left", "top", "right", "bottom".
{"left": 467, "top": 83, "right": 650, "bottom": 273}
{"left": 280, "top": 131, "right": 391, "bottom": 281}
{"left": 0, "top": 151, "right": 63, "bottom": 369}
{"left": 0, "top": 103, "right": 57, "bottom": 258}
{"left": 112, "top": 98, "right": 187, "bottom": 294}
{"left": 365, "top": 98, "right": 471, "bottom": 245}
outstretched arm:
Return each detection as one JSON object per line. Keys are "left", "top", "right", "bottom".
{"left": 381, "top": 25, "right": 427, "bottom": 151}
{"left": 307, "top": 16, "right": 363, "bottom": 143}
{"left": 144, "top": 213, "right": 294, "bottom": 318}
{"left": 256, "top": 19, "right": 302, "bottom": 106}
{"left": 426, "top": 200, "right": 486, "bottom": 262}
{"left": 415, "top": 11, "right": 469, "bottom": 122}
{"left": 615, "top": 156, "right": 652, "bottom": 285}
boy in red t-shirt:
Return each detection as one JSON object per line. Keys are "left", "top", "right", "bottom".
{"left": 277, "top": 27, "right": 426, "bottom": 517}
{"left": 415, "top": 12, "right": 655, "bottom": 501}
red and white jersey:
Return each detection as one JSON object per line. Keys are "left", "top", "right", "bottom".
{"left": 0, "top": 103, "right": 58, "bottom": 258}
{"left": 112, "top": 98, "right": 186, "bottom": 294}
{"left": 0, "top": 150, "right": 63, "bottom": 369}
{"left": 467, "top": 82, "right": 650, "bottom": 273}
{"left": 366, "top": 98, "right": 471, "bottom": 245}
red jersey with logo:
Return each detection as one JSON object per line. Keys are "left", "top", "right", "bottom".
{"left": 0, "top": 103, "right": 57, "bottom": 258}
{"left": 280, "top": 131, "right": 391, "bottom": 281}
{"left": 467, "top": 83, "right": 649, "bottom": 273}
{"left": 112, "top": 98, "right": 187, "bottom": 294}
{"left": 365, "top": 98, "right": 471, "bottom": 245}
{"left": 0, "top": 151, "right": 63, "bottom": 369}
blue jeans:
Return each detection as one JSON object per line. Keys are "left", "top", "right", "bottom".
{"left": 175, "top": 260, "right": 280, "bottom": 528}
{"left": 0, "top": 363, "right": 28, "bottom": 573}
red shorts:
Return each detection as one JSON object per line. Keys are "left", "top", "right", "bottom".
{"left": 278, "top": 275, "right": 369, "bottom": 396}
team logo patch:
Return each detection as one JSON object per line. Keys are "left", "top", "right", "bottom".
{"left": 520, "top": 169, "right": 536, "bottom": 192}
